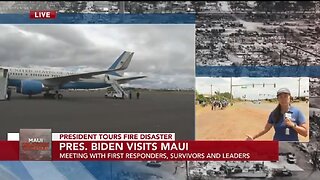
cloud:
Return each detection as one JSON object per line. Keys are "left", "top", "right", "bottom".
{"left": 196, "top": 77, "right": 309, "bottom": 100}
{"left": 0, "top": 25, "right": 195, "bottom": 89}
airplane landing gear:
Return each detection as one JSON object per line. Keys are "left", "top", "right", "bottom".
{"left": 57, "top": 94, "right": 63, "bottom": 99}
{"left": 55, "top": 91, "right": 63, "bottom": 100}
{"left": 43, "top": 91, "right": 63, "bottom": 100}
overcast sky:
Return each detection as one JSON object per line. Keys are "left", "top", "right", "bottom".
{"left": 196, "top": 77, "right": 309, "bottom": 100}
{"left": 0, "top": 24, "right": 195, "bottom": 89}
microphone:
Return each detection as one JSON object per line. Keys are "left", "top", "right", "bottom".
{"left": 284, "top": 112, "right": 292, "bottom": 135}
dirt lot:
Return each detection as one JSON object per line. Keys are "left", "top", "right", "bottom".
{"left": 196, "top": 101, "right": 309, "bottom": 142}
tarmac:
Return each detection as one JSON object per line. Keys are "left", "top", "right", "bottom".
{"left": 0, "top": 90, "right": 195, "bottom": 140}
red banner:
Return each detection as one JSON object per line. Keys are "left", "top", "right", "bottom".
{"left": 0, "top": 141, "right": 278, "bottom": 161}
{"left": 0, "top": 141, "right": 19, "bottom": 160}
{"left": 29, "top": 10, "right": 57, "bottom": 19}
{"left": 52, "top": 141, "right": 278, "bottom": 161}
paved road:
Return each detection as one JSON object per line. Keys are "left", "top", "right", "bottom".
{"left": 0, "top": 90, "right": 194, "bottom": 140}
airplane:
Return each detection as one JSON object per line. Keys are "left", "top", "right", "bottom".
{"left": 1, "top": 51, "right": 146, "bottom": 100}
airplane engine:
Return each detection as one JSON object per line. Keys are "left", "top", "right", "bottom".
{"left": 104, "top": 74, "right": 111, "bottom": 84}
{"left": 20, "top": 80, "right": 44, "bottom": 95}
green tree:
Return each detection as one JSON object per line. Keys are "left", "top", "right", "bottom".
{"left": 196, "top": 94, "right": 206, "bottom": 104}
{"left": 220, "top": 92, "right": 233, "bottom": 100}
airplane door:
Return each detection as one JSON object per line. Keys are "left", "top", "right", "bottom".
{"left": 0, "top": 68, "right": 9, "bottom": 100}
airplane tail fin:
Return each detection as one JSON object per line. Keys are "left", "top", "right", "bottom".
{"left": 107, "top": 51, "right": 133, "bottom": 77}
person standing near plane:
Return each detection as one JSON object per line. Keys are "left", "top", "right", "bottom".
{"left": 246, "top": 88, "right": 308, "bottom": 141}
{"left": 129, "top": 91, "right": 132, "bottom": 99}
{"left": 136, "top": 91, "right": 140, "bottom": 99}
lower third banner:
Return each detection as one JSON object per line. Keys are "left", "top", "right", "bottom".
{"left": 52, "top": 141, "right": 278, "bottom": 161}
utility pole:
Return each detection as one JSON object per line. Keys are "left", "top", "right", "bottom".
{"left": 211, "top": 84, "right": 213, "bottom": 99}
{"left": 230, "top": 77, "right": 233, "bottom": 102}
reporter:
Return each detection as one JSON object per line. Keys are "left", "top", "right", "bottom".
{"left": 246, "top": 88, "right": 308, "bottom": 141}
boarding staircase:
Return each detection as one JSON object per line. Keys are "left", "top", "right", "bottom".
{"left": 110, "top": 81, "right": 127, "bottom": 98}
{"left": 0, "top": 68, "right": 9, "bottom": 100}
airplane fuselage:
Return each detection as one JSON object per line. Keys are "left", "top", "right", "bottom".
{"left": 1, "top": 51, "right": 143, "bottom": 98}
{"left": 3, "top": 66, "right": 113, "bottom": 91}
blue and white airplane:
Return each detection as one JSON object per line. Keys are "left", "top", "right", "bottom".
{"left": 1, "top": 51, "right": 146, "bottom": 99}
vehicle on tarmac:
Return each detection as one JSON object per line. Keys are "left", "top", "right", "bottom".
{"left": 105, "top": 91, "right": 124, "bottom": 99}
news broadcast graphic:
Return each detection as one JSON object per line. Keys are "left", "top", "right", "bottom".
{"left": 53, "top": 140, "right": 278, "bottom": 161}
{"left": 6, "top": 132, "right": 278, "bottom": 161}
{"left": 53, "top": 135, "right": 278, "bottom": 161}
{"left": 0, "top": 1, "right": 319, "bottom": 180}
{"left": 196, "top": 77, "right": 309, "bottom": 142}
{"left": 19, "top": 129, "right": 51, "bottom": 160}
{"left": 29, "top": 10, "right": 57, "bottom": 19}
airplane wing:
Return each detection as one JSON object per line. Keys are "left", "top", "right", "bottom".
{"left": 42, "top": 51, "right": 133, "bottom": 87}
{"left": 116, "top": 75, "right": 147, "bottom": 84}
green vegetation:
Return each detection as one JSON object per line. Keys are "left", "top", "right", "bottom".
{"left": 196, "top": 91, "right": 233, "bottom": 104}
